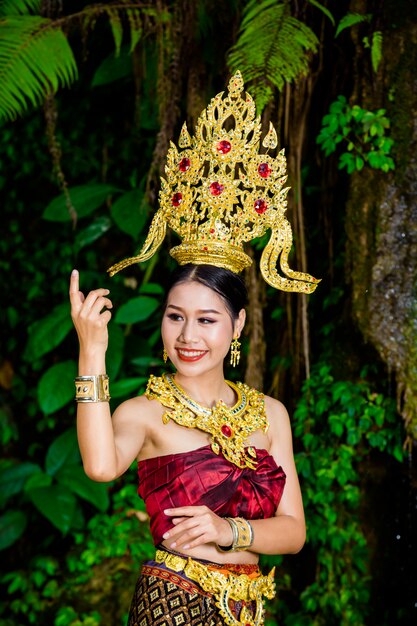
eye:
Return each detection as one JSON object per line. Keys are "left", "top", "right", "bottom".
{"left": 198, "top": 318, "right": 215, "bottom": 324}
{"left": 167, "top": 313, "right": 183, "bottom": 321}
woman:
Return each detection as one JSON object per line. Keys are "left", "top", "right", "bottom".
{"left": 69, "top": 262, "right": 306, "bottom": 626}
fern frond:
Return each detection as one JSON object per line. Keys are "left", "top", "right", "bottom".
{"left": 307, "top": 0, "right": 335, "bottom": 27}
{"left": 106, "top": 8, "right": 123, "bottom": 56}
{"left": 228, "top": 0, "right": 319, "bottom": 112}
{"left": 0, "top": 0, "right": 41, "bottom": 17}
{"left": 0, "top": 16, "right": 77, "bottom": 122}
{"left": 335, "top": 12, "right": 371, "bottom": 37}
{"left": 371, "top": 31, "right": 382, "bottom": 72}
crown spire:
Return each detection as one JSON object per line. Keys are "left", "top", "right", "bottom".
{"left": 108, "top": 71, "right": 320, "bottom": 294}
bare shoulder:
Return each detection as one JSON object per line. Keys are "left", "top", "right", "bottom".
{"left": 112, "top": 392, "right": 163, "bottom": 426}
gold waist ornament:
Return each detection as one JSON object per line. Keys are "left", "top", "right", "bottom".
{"left": 154, "top": 549, "right": 276, "bottom": 626}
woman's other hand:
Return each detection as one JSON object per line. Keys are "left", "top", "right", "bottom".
{"left": 162, "top": 505, "right": 234, "bottom": 551}
{"left": 69, "top": 269, "right": 113, "bottom": 353}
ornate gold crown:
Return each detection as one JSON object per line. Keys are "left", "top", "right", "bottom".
{"left": 108, "top": 71, "right": 320, "bottom": 293}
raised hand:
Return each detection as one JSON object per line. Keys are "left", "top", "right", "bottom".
{"left": 69, "top": 269, "right": 113, "bottom": 353}
{"left": 162, "top": 505, "right": 234, "bottom": 551}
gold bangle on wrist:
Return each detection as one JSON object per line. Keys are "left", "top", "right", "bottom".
{"left": 218, "top": 516, "right": 254, "bottom": 552}
{"left": 75, "top": 375, "right": 110, "bottom": 402}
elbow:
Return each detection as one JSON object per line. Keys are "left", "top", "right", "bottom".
{"left": 290, "top": 524, "right": 306, "bottom": 554}
{"left": 83, "top": 463, "right": 116, "bottom": 482}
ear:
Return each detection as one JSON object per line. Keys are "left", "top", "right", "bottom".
{"left": 233, "top": 308, "right": 246, "bottom": 337}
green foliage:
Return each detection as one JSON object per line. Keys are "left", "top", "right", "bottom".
{"left": 307, "top": 0, "right": 335, "bottom": 26}
{"left": 285, "top": 365, "right": 404, "bottom": 625}
{"left": 364, "top": 30, "right": 383, "bottom": 72}
{"left": 0, "top": 16, "right": 78, "bottom": 121}
{"left": 335, "top": 12, "right": 372, "bottom": 37}
{"left": 228, "top": 0, "right": 319, "bottom": 112}
{"left": 317, "top": 95, "right": 395, "bottom": 173}
{"left": 0, "top": 2, "right": 162, "bottom": 122}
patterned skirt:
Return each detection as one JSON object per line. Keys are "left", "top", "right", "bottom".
{"left": 127, "top": 548, "right": 265, "bottom": 626}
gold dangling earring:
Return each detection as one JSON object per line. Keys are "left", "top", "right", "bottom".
{"left": 163, "top": 348, "right": 168, "bottom": 364}
{"left": 230, "top": 336, "right": 241, "bottom": 367}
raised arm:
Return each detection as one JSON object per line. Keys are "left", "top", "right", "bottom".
{"left": 69, "top": 269, "right": 145, "bottom": 482}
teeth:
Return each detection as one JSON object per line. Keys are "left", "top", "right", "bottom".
{"left": 178, "top": 350, "right": 206, "bottom": 357}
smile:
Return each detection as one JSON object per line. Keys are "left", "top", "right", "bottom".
{"left": 176, "top": 349, "right": 208, "bottom": 362}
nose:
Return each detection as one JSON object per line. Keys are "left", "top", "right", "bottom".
{"left": 178, "top": 319, "right": 198, "bottom": 344}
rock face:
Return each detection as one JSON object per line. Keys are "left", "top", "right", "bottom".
{"left": 345, "top": 19, "right": 417, "bottom": 440}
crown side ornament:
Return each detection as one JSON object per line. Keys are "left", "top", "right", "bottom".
{"left": 108, "top": 71, "right": 320, "bottom": 294}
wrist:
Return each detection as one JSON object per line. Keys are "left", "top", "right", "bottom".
{"left": 78, "top": 351, "right": 106, "bottom": 376}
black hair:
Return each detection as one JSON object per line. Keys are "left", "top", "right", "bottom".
{"left": 166, "top": 264, "right": 248, "bottom": 320}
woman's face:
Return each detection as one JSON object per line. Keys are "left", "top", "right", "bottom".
{"left": 161, "top": 280, "right": 245, "bottom": 376}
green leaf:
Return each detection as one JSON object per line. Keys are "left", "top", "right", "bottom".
{"left": 43, "top": 184, "right": 121, "bottom": 222}
{"left": 0, "top": 16, "right": 78, "bottom": 122}
{"left": 371, "top": 31, "right": 382, "bottom": 72}
{"left": 110, "top": 189, "right": 149, "bottom": 238}
{"left": 0, "top": 462, "right": 41, "bottom": 505}
{"left": 307, "top": 0, "right": 335, "bottom": 26}
{"left": 55, "top": 465, "right": 109, "bottom": 511}
{"left": 37, "top": 360, "right": 78, "bottom": 415}
{"left": 45, "top": 428, "right": 80, "bottom": 476}
{"left": 92, "top": 47, "right": 133, "bottom": 87}
{"left": 74, "top": 216, "right": 112, "bottom": 251}
{"left": 114, "top": 296, "right": 159, "bottom": 324}
{"left": 0, "top": 1, "right": 41, "bottom": 16}
{"left": 111, "top": 377, "right": 148, "bottom": 398}
{"left": 335, "top": 12, "right": 372, "bottom": 37}
{"left": 28, "top": 485, "right": 76, "bottom": 534}
{"left": 106, "top": 323, "right": 125, "bottom": 379}
{"left": 0, "top": 510, "right": 27, "bottom": 550}
{"left": 24, "top": 471, "right": 53, "bottom": 491}
{"left": 24, "top": 302, "right": 73, "bottom": 361}
{"left": 228, "top": 0, "right": 319, "bottom": 111}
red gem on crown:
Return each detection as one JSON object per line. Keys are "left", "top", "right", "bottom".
{"left": 216, "top": 140, "right": 231, "bottom": 154}
{"left": 221, "top": 424, "right": 233, "bottom": 438}
{"left": 258, "top": 163, "right": 272, "bottom": 178}
{"left": 254, "top": 199, "right": 268, "bottom": 214}
{"left": 178, "top": 157, "right": 191, "bottom": 172}
{"left": 172, "top": 192, "right": 183, "bottom": 207}
{"left": 210, "top": 182, "right": 224, "bottom": 196}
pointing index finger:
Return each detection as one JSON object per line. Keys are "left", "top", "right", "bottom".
{"left": 69, "top": 269, "right": 79, "bottom": 295}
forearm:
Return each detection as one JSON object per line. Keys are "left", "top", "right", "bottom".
{"left": 249, "top": 515, "right": 306, "bottom": 555}
{"left": 76, "top": 350, "right": 118, "bottom": 482}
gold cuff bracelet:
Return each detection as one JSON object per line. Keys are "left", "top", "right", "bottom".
{"left": 75, "top": 375, "right": 110, "bottom": 402}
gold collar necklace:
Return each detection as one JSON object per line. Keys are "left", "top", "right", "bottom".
{"left": 145, "top": 373, "right": 268, "bottom": 469}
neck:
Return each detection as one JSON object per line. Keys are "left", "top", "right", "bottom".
{"left": 173, "top": 367, "right": 235, "bottom": 408}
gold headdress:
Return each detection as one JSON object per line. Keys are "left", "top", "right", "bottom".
{"left": 108, "top": 71, "right": 320, "bottom": 293}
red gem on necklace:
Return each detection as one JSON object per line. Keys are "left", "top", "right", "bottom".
{"left": 258, "top": 163, "right": 272, "bottom": 178}
{"left": 172, "top": 192, "right": 183, "bottom": 206}
{"left": 254, "top": 198, "right": 268, "bottom": 214}
{"left": 179, "top": 157, "right": 191, "bottom": 172}
{"left": 210, "top": 182, "right": 224, "bottom": 196}
{"left": 221, "top": 424, "right": 233, "bottom": 438}
{"left": 216, "top": 140, "right": 231, "bottom": 154}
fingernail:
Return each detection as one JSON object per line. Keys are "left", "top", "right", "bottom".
{"left": 162, "top": 532, "right": 169, "bottom": 539}
{"left": 183, "top": 544, "right": 189, "bottom": 550}
{"left": 164, "top": 509, "right": 171, "bottom": 514}
{"left": 71, "top": 269, "right": 78, "bottom": 276}
{"left": 171, "top": 542, "right": 176, "bottom": 548}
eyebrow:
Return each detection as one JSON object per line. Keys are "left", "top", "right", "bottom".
{"left": 166, "top": 304, "right": 221, "bottom": 315}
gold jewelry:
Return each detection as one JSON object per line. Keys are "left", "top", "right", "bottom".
{"left": 145, "top": 373, "right": 267, "bottom": 469}
{"left": 107, "top": 71, "right": 320, "bottom": 294}
{"left": 219, "top": 517, "right": 254, "bottom": 552}
{"left": 230, "top": 336, "right": 241, "bottom": 367}
{"left": 75, "top": 375, "right": 110, "bottom": 402}
{"left": 154, "top": 548, "right": 275, "bottom": 626}
{"left": 163, "top": 348, "right": 168, "bottom": 363}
